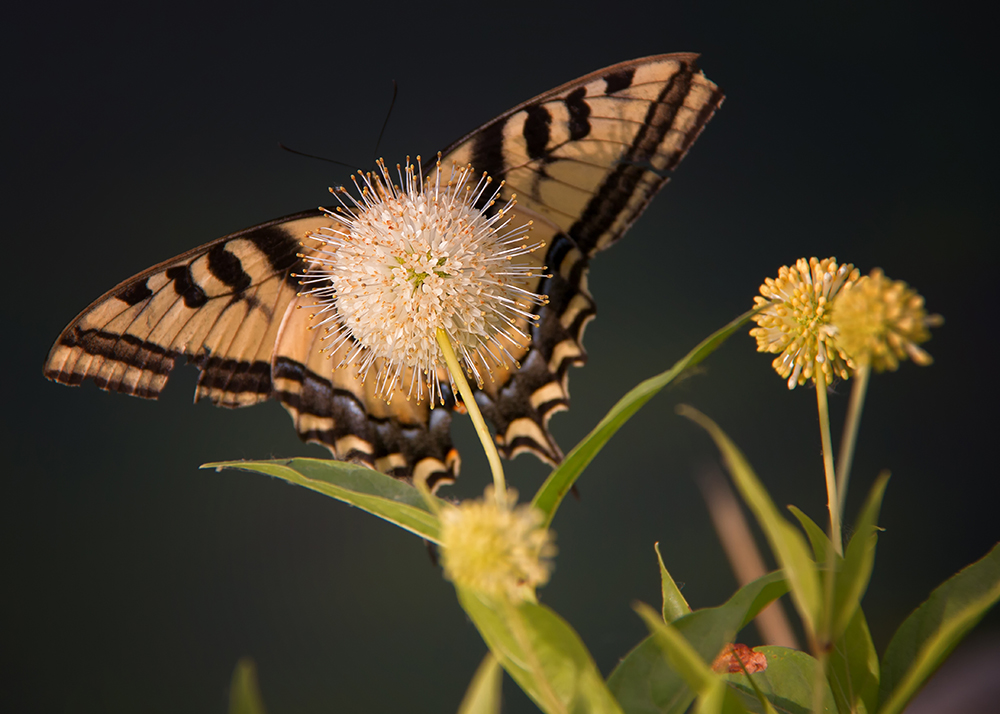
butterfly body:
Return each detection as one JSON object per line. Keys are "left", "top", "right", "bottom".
{"left": 45, "top": 54, "right": 723, "bottom": 488}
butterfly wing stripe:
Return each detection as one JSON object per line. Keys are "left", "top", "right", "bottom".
{"left": 193, "top": 283, "right": 273, "bottom": 406}
{"left": 195, "top": 275, "right": 298, "bottom": 405}
{"left": 441, "top": 54, "right": 698, "bottom": 172}
{"left": 567, "top": 67, "right": 703, "bottom": 255}
{"left": 70, "top": 271, "right": 192, "bottom": 395}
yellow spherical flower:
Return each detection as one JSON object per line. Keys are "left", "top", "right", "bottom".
{"left": 750, "top": 257, "right": 861, "bottom": 389}
{"left": 440, "top": 487, "right": 556, "bottom": 601}
{"left": 831, "top": 268, "right": 943, "bottom": 372}
{"left": 299, "top": 158, "right": 546, "bottom": 405}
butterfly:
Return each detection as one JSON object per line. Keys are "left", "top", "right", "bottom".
{"left": 44, "top": 53, "right": 723, "bottom": 489}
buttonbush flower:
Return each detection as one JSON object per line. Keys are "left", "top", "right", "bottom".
{"left": 831, "top": 268, "right": 942, "bottom": 372}
{"left": 440, "top": 487, "right": 556, "bottom": 601}
{"left": 298, "top": 158, "right": 546, "bottom": 405}
{"left": 750, "top": 257, "right": 861, "bottom": 389}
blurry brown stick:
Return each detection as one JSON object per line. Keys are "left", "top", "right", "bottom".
{"left": 698, "top": 465, "right": 799, "bottom": 649}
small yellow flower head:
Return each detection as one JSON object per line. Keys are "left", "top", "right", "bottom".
{"left": 439, "top": 487, "right": 556, "bottom": 600}
{"left": 750, "top": 257, "right": 861, "bottom": 389}
{"left": 831, "top": 268, "right": 943, "bottom": 372}
{"left": 299, "top": 158, "right": 546, "bottom": 404}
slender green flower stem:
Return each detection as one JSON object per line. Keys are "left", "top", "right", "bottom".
{"left": 814, "top": 537, "right": 838, "bottom": 712}
{"left": 815, "top": 372, "right": 843, "bottom": 556}
{"left": 836, "top": 363, "right": 870, "bottom": 515}
{"left": 436, "top": 329, "right": 507, "bottom": 501}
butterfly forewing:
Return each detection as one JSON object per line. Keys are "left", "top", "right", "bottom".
{"left": 435, "top": 53, "right": 723, "bottom": 464}
{"left": 45, "top": 53, "right": 723, "bottom": 483}
{"left": 44, "top": 211, "right": 326, "bottom": 404}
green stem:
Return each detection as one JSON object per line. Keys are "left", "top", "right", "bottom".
{"left": 436, "top": 329, "right": 507, "bottom": 502}
{"left": 815, "top": 372, "right": 842, "bottom": 556}
{"left": 836, "top": 363, "right": 870, "bottom": 516}
{"left": 813, "top": 534, "right": 837, "bottom": 714}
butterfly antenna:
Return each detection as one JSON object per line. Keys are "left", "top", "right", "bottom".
{"left": 372, "top": 79, "right": 398, "bottom": 164}
{"left": 278, "top": 142, "right": 361, "bottom": 172}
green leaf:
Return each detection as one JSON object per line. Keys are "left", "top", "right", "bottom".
{"left": 787, "top": 506, "right": 830, "bottom": 564}
{"left": 456, "top": 587, "right": 624, "bottom": 714}
{"left": 678, "top": 407, "right": 822, "bottom": 638}
{"left": 789, "top": 506, "right": 881, "bottom": 713}
{"left": 720, "top": 646, "right": 836, "bottom": 714}
{"left": 532, "top": 309, "right": 759, "bottom": 528}
{"left": 878, "top": 543, "right": 1000, "bottom": 714}
{"left": 204, "top": 458, "right": 444, "bottom": 542}
{"left": 608, "top": 572, "right": 788, "bottom": 714}
{"left": 832, "top": 473, "right": 889, "bottom": 641}
{"left": 828, "top": 608, "right": 879, "bottom": 714}
{"left": 457, "top": 653, "right": 502, "bottom": 714}
{"left": 229, "top": 657, "right": 267, "bottom": 714}
{"left": 635, "top": 603, "right": 718, "bottom": 693}
{"left": 656, "top": 542, "right": 692, "bottom": 623}
{"left": 635, "top": 604, "right": 750, "bottom": 714}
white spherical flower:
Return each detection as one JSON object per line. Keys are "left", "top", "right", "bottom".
{"left": 298, "top": 158, "right": 547, "bottom": 404}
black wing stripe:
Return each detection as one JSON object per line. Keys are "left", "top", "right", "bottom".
{"left": 564, "top": 87, "right": 591, "bottom": 140}
{"left": 469, "top": 120, "right": 508, "bottom": 208}
{"left": 522, "top": 105, "right": 553, "bottom": 161}
{"left": 602, "top": 67, "right": 636, "bottom": 93}
{"left": 46, "top": 328, "right": 179, "bottom": 392}
{"left": 247, "top": 226, "right": 302, "bottom": 284}
{"left": 117, "top": 280, "right": 153, "bottom": 306}
{"left": 206, "top": 243, "right": 253, "bottom": 292}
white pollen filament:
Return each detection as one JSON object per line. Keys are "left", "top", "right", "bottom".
{"left": 299, "top": 158, "right": 548, "bottom": 405}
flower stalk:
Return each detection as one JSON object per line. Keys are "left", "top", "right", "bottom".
{"left": 437, "top": 328, "right": 507, "bottom": 501}
{"left": 815, "top": 371, "right": 842, "bottom": 555}
{"left": 836, "top": 362, "right": 870, "bottom": 515}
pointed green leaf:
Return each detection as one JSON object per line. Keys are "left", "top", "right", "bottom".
{"left": 608, "top": 572, "right": 788, "bottom": 714}
{"left": 720, "top": 646, "right": 836, "bottom": 714}
{"left": 788, "top": 506, "right": 830, "bottom": 564}
{"left": 788, "top": 506, "right": 881, "bottom": 713}
{"left": 832, "top": 473, "right": 889, "bottom": 640}
{"left": 204, "top": 458, "right": 444, "bottom": 542}
{"left": 878, "top": 543, "right": 1000, "bottom": 714}
{"left": 456, "top": 587, "right": 624, "bottom": 714}
{"left": 828, "top": 608, "right": 879, "bottom": 714}
{"left": 229, "top": 657, "right": 267, "bottom": 714}
{"left": 457, "top": 653, "right": 503, "bottom": 714}
{"left": 679, "top": 407, "right": 821, "bottom": 637}
{"left": 657, "top": 542, "right": 692, "bottom": 623}
{"left": 532, "top": 309, "right": 759, "bottom": 528}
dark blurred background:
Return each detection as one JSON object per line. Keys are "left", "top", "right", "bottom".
{"left": 4, "top": 2, "right": 997, "bottom": 712}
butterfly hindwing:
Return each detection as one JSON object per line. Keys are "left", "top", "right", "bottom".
{"left": 45, "top": 53, "right": 722, "bottom": 484}
{"left": 271, "top": 294, "right": 460, "bottom": 488}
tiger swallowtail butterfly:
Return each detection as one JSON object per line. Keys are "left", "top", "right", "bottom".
{"left": 44, "top": 54, "right": 723, "bottom": 489}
